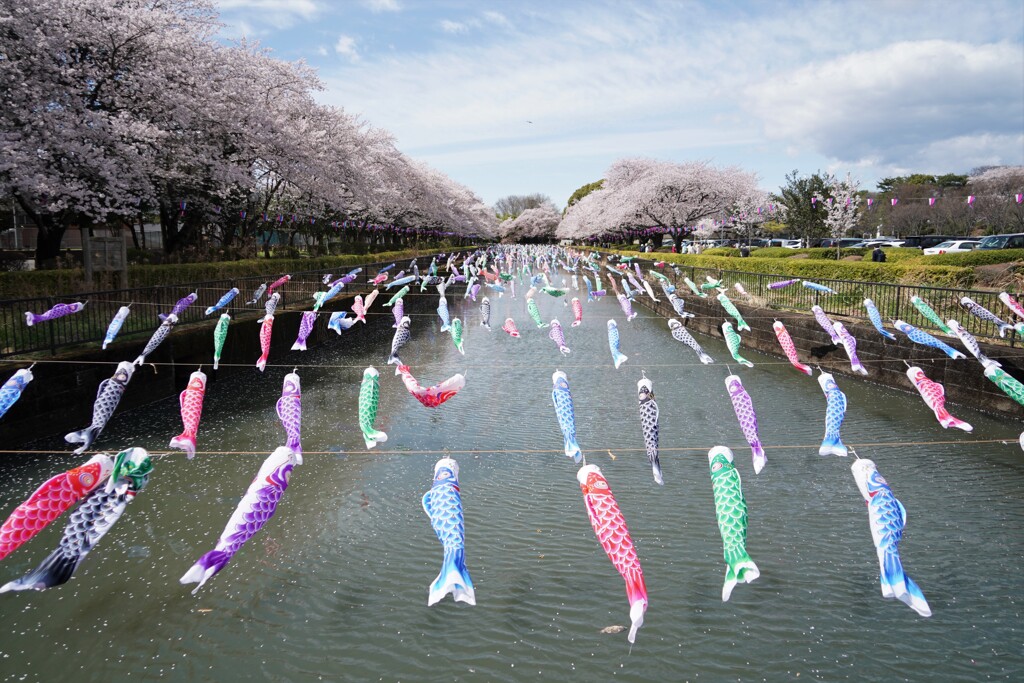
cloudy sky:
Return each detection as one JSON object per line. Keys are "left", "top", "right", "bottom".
{"left": 214, "top": 0, "right": 1024, "bottom": 207}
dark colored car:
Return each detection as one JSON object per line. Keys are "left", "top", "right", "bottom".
{"left": 900, "top": 235, "right": 971, "bottom": 249}
{"left": 977, "top": 233, "right": 1024, "bottom": 249}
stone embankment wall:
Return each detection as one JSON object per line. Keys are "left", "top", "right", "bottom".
{"left": 639, "top": 292, "right": 1024, "bottom": 416}
{"left": 3, "top": 292, "right": 426, "bottom": 445}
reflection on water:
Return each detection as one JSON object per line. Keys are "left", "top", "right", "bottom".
{"left": 0, "top": 288, "right": 1022, "bottom": 682}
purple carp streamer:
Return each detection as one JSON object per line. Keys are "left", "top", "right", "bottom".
{"left": 180, "top": 447, "right": 297, "bottom": 593}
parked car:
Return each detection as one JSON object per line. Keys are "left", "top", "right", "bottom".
{"left": 977, "top": 233, "right": 1024, "bottom": 250}
{"left": 922, "top": 240, "right": 981, "bottom": 256}
{"left": 861, "top": 239, "right": 906, "bottom": 248}
{"left": 766, "top": 238, "right": 802, "bottom": 248}
{"left": 900, "top": 235, "right": 969, "bottom": 249}
{"left": 820, "top": 238, "right": 866, "bottom": 248}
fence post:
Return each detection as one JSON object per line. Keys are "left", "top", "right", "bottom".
{"left": 894, "top": 286, "right": 902, "bottom": 322}
{"left": 46, "top": 296, "right": 57, "bottom": 356}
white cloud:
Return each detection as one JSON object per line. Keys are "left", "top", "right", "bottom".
{"left": 311, "top": 1, "right": 1023, "bottom": 197}
{"left": 320, "top": 8, "right": 706, "bottom": 150}
{"left": 220, "top": 18, "right": 263, "bottom": 38}
{"left": 363, "top": 0, "right": 400, "bottom": 12}
{"left": 334, "top": 34, "right": 359, "bottom": 61}
{"left": 316, "top": 45, "right": 328, "bottom": 56}
{"left": 440, "top": 20, "right": 468, "bottom": 35}
{"left": 215, "top": 0, "right": 319, "bottom": 29}
{"left": 482, "top": 11, "right": 511, "bottom": 29}
{"left": 748, "top": 40, "right": 1024, "bottom": 172}
{"left": 417, "top": 126, "right": 760, "bottom": 167}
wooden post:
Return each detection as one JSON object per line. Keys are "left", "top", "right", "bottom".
{"left": 81, "top": 226, "right": 93, "bottom": 281}
{"left": 119, "top": 228, "right": 128, "bottom": 287}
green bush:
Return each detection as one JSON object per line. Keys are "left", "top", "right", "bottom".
{"left": 799, "top": 247, "right": 868, "bottom": 260}
{"left": 274, "top": 246, "right": 303, "bottom": 259}
{"left": 0, "top": 248, "right": 430, "bottom": 299}
{"left": 701, "top": 246, "right": 869, "bottom": 260}
{"left": 926, "top": 249, "right": 1024, "bottom": 266}
{"left": 601, "top": 250, "right": 974, "bottom": 288}
{"left": 897, "top": 264, "right": 977, "bottom": 287}
{"left": 879, "top": 248, "right": 925, "bottom": 263}
{"left": 749, "top": 247, "right": 797, "bottom": 258}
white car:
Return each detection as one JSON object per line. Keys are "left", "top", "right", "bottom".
{"left": 923, "top": 240, "right": 980, "bottom": 256}
{"left": 862, "top": 240, "right": 906, "bottom": 248}
{"left": 766, "top": 239, "right": 802, "bottom": 248}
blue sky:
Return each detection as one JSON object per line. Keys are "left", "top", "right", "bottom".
{"left": 214, "top": 0, "right": 1024, "bottom": 208}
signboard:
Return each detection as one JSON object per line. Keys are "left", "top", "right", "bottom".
{"left": 88, "top": 237, "right": 125, "bottom": 271}
{"left": 81, "top": 229, "right": 128, "bottom": 282}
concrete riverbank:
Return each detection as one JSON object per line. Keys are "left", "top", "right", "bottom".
{"left": 6, "top": 265, "right": 1024, "bottom": 446}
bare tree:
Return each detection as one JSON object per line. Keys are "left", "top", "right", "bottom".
{"left": 494, "top": 193, "right": 552, "bottom": 219}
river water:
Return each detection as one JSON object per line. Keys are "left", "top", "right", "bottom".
{"left": 0, "top": 286, "right": 1021, "bottom": 682}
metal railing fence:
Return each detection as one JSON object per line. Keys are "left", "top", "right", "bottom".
{"left": 609, "top": 255, "right": 1018, "bottom": 345}
{"left": 0, "top": 257, "right": 424, "bottom": 357}
{"left": 3, "top": 251, "right": 1018, "bottom": 357}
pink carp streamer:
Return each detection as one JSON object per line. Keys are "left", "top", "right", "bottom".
{"left": 772, "top": 321, "right": 812, "bottom": 376}
{"left": 906, "top": 366, "right": 972, "bottom": 432}
{"left": 0, "top": 454, "right": 113, "bottom": 561}
{"left": 577, "top": 464, "right": 648, "bottom": 644}
{"left": 169, "top": 371, "right": 207, "bottom": 459}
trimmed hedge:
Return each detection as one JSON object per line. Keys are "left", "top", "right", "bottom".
{"left": 606, "top": 250, "right": 974, "bottom": 287}
{"left": 926, "top": 249, "right": 1024, "bottom": 267}
{"left": 750, "top": 247, "right": 799, "bottom": 258}
{"left": 878, "top": 248, "right": 925, "bottom": 263}
{"left": 799, "top": 247, "right": 867, "bottom": 260}
{"left": 688, "top": 246, "right": 872, "bottom": 260}
{"left": 0, "top": 249, "right": 426, "bottom": 300}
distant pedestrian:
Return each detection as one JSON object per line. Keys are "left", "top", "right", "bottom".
{"left": 872, "top": 246, "right": 886, "bottom": 262}
{"left": 739, "top": 245, "right": 750, "bottom": 257}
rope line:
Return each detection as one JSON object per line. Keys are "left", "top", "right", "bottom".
{"left": 0, "top": 352, "right": 1008, "bottom": 369}
{"left": 0, "top": 438, "right": 1013, "bottom": 458}
{"left": 24, "top": 291, "right": 1020, "bottom": 320}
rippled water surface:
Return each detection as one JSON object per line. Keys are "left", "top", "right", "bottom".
{"left": 1, "top": 288, "right": 1022, "bottom": 682}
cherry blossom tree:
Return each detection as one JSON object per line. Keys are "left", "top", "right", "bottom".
{"left": 969, "top": 166, "right": 1024, "bottom": 233}
{"left": 0, "top": 0, "right": 494, "bottom": 267}
{"left": 729, "top": 190, "right": 772, "bottom": 245}
{"left": 0, "top": 0, "right": 213, "bottom": 264}
{"left": 498, "top": 202, "right": 560, "bottom": 243}
{"left": 813, "top": 173, "right": 862, "bottom": 244}
{"left": 557, "top": 158, "right": 762, "bottom": 250}
{"left": 493, "top": 193, "right": 551, "bottom": 220}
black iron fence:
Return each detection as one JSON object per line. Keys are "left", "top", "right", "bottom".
{"left": 613, "top": 256, "right": 1018, "bottom": 345}
{"left": 3, "top": 251, "right": 1018, "bottom": 357}
{"left": 0, "top": 257, "right": 419, "bottom": 357}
